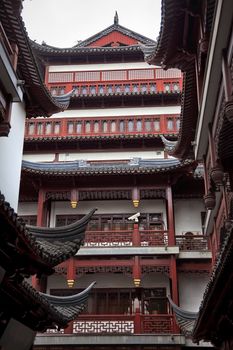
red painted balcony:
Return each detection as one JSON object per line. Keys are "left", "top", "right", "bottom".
{"left": 25, "top": 114, "right": 180, "bottom": 139}
{"left": 44, "top": 313, "right": 176, "bottom": 335}
{"left": 84, "top": 230, "right": 168, "bottom": 248}
{"left": 47, "top": 67, "right": 182, "bottom": 97}
{"left": 175, "top": 234, "right": 209, "bottom": 251}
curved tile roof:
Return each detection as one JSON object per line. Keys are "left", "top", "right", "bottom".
{"left": 22, "top": 158, "right": 195, "bottom": 177}
{"left": 0, "top": 192, "right": 95, "bottom": 274}
{"left": 41, "top": 282, "right": 96, "bottom": 322}
{"left": 0, "top": 0, "right": 70, "bottom": 117}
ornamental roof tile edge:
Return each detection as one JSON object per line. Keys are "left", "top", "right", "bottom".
{"left": 0, "top": 191, "right": 95, "bottom": 269}
{"left": 0, "top": 0, "right": 71, "bottom": 117}
{"left": 192, "top": 222, "right": 233, "bottom": 342}
{"left": 40, "top": 282, "right": 96, "bottom": 322}
{"left": 168, "top": 296, "right": 198, "bottom": 337}
{"left": 21, "top": 158, "right": 196, "bottom": 176}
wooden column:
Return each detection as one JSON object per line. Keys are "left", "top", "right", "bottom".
{"left": 170, "top": 256, "right": 180, "bottom": 333}
{"left": 71, "top": 189, "right": 79, "bottom": 209}
{"left": 166, "top": 186, "right": 175, "bottom": 246}
{"left": 36, "top": 189, "right": 46, "bottom": 227}
{"left": 132, "top": 223, "right": 140, "bottom": 247}
{"left": 67, "top": 257, "right": 76, "bottom": 288}
{"left": 133, "top": 256, "right": 141, "bottom": 287}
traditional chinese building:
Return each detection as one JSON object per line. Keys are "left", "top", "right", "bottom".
{"left": 14, "top": 9, "right": 214, "bottom": 350}
{"left": 145, "top": 0, "right": 233, "bottom": 349}
{"left": 0, "top": 1, "right": 95, "bottom": 349}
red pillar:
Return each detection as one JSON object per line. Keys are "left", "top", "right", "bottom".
{"left": 170, "top": 256, "right": 180, "bottom": 333}
{"left": 37, "top": 189, "right": 46, "bottom": 227}
{"left": 166, "top": 186, "right": 175, "bottom": 246}
{"left": 134, "top": 308, "right": 141, "bottom": 334}
{"left": 67, "top": 257, "right": 76, "bottom": 288}
{"left": 132, "top": 223, "right": 140, "bottom": 247}
{"left": 133, "top": 256, "right": 141, "bottom": 287}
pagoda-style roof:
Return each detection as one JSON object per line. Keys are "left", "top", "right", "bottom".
{"left": 0, "top": 0, "right": 71, "bottom": 117}
{"left": 31, "top": 12, "right": 155, "bottom": 58}
{"left": 142, "top": 0, "right": 215, "bottom": 159}
{"left": 192, "top": 222, "right": 233, "bottom": 346}
{"left": 0, "top": 192, "right": 95, "bottom": 276}
{"left": 21, "top": 158, "right": 196, "bottom": 177}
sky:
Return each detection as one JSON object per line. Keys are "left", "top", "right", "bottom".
{"left": 22, "top": 0, "right": 161, "bottom": 48}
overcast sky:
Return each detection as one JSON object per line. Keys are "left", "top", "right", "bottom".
{"left": 22, "top": 0, "right": 161, "bottom": 48}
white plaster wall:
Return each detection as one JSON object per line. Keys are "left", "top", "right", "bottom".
{"left": 178, "top": 273, "right": 209, "bottom": 312}
{"left": 59, "top": 150, "right": 164, "bottom": 162}
{"left": 48, "top": 62, "right": 156, "bottom": 72}
{"left": 17, "top": 202, "right": 38, "bottom": 216}
{"left": 51, "top": 106, "right": 181, "bottom": 119}
{"left": 23, "top": 154, "right": 55, "bottom": 162}
{"left": 174, "top": 199, "right": 204, "bottom": 235}
{"left": 0, "top": 102, "right": 26, "bottom": 211}
{"left": 46, "top": 272, "right": 170, "bottom": 292}
{"left": 50, "top": 199, "right": 167, "bottom": 228}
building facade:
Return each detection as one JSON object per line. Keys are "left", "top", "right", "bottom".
{"left": 18, "top": 13, "right": 212, "bottom": 350}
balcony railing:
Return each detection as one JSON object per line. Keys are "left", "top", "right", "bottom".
{"left": 44, "top": 313, "right": 176, "bottom": 335}
{"left": 47, "top": 67, "right": 182, "bottom": 97}
{"left": 84, "top": 230, "right": 168, "bottom": 248}
{"left": 25, "top": 115, "right": 180, "bottom": 139}
{"left": 175, "top": 235, "right": 209, "bottom": 251}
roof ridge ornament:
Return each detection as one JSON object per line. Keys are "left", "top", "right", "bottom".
{"left": 114, "top": 11, "right": 119, "bottom": 25}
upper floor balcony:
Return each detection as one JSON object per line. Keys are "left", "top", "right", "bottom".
{"left": 47, "top": 67, "right": 182, "bottom": 98}
{"left": 24, "top": 114, "right": 180, "bottom": 139}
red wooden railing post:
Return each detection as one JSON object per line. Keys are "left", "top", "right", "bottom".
{"left": 170, "top": 256, "right": 180, "bottom": 333}
{"left": 37, "top": 189, "right": 46, "bottom": 227}
{"left": 134, "top": 308, "right": 141, "bottom": 334}
{"left": 132, "top": 223, "right": 140, "bottom": 246}
{"left": 64, "top": 321, "right": 73, "bottom": 334}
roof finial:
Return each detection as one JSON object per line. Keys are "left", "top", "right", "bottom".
{"left": 114, "top": 11, "right": 119, "bottom": 25}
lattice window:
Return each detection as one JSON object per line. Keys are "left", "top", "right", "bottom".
{"left": 85, "top": 121, "right": 91, "bottom": 133}
{"left": 54, "top": 122, "right": 61, "bottom": 135}
{"left": 76, "top": 121, "right": 82, "bottom": 133}
{"left": 94, "top": 121, "right": 99, "bottom": 133}
{"left": 98, "top": 85, "right": 104, "bottom": 94}
{"left": 128, "top": 120, "right": 134, "bottom": 132}
{"left": 119, "top": 120, "right": 125, "bottom": 132}
{"left": 150, "top": 83, "right": 156, "bottom": 93}
{"left": 102, "top": 121, "right": 108, "bottom": 133}
{"left": 67, "top": 122, "right": 74, "bottom": 134}
{"left": 81, "top": 86, "right": 87, "bottom": 95}
{"left": 58, "top": 86, "right": 65, "bottom": 95}
{"left": 133, "top": 84, "right": 139, "bottom": 93}
{"left": 136, "top": 120, "right": 142, "bottom": 132}
{"left": 167, "top": 118, "right": 174, "bottom": 131}
{"left": 102, "top": 70, "right": 127, "bottom": 81}
{"left": 45, "top": 122, "right": 52, "bottom": 135}
{"left": 153, "top": 119, "right": 160, "bottom": 131}
{"left": 28, "top": 122, "right": 35, "bottom": 135}
{"left": 164, "top": 83, "right": 171, "bottom": 92}
{"left": 128, "top": 69, "right": 154, "bottom": 80}
{"left": 48, "top": 72, "right": 73, "bottom": 83}
{"left": 124, "top": 85, "right": 130, "bottom": 93}
{"left": 111, "top": 121, "right": 116, "bottom": 133}
{"left": 145, "top": 119, "right": 152, "bottom": 132}
{"left": 173, "top": 82, "right": 180, "bottom": 92}
{"left": 143, "top": 288, "right": 168, "bottom": 315}
{"left": 176, "top": 118, "right": 180, "bottom": 130}
{"left": 115, "top": 85, "right": 121, "bottom": 93}
{"left": 37, "top": 122, "right": 43, "bottom": 135}
{"left": 75, "top": 71, "right": 100, "bottom": 82}
{"left": 141, "top": 84, "right": 147, "bottom": 93}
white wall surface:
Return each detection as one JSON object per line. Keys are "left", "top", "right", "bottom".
{"left": 178, "top": 273, "right": 209, "bottom": 312}
{"left": 174, "top": 199, "right": 204, "bottom": 235}
{"left": 49, "top": 199, "right": 167, "bottom": 228}
{"left": 0, "top": 102, "right": 26, "bottom": 211}
{"left": 50, "top": 106, "right": 181, "bottom": 119}
{"left": 48, "top": 62, "right": 156, "bottom": 72}
{"left": 23, "top": 154, "right": 55, "bottom": 162}
{"left": 18, "top": 202, "right": 38, "bottom": 216}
